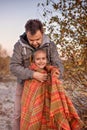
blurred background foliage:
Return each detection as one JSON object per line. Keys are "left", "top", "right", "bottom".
{"left": 0, "top": 44, "right": 10, "bottom": 79}
{"left": 37, "top": 0, "right": 87, "bottom": 75}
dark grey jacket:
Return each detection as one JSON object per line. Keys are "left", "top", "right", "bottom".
{"left": 10, "top": 33, "right": 64, "bottom": 84}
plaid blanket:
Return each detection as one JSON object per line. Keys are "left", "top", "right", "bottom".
{"left": 20, "top": 63, "right": 83, "bottom": 130}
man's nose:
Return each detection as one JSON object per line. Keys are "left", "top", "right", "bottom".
{"left": 33, "top": 40, "right": 37, "bottom": 45}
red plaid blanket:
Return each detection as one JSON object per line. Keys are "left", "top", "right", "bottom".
{"left": 20, "top": 63, "right": 83, "bottom": 130}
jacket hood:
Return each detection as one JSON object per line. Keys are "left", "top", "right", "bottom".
{"left": 19, "top": 32, "right": 50, "bottom": 49}
{"left": 20, "top": 33, "right": 29, "bottom": 45}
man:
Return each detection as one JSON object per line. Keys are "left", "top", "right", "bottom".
{"left": 10, "top": 19, "right": 64, "bottom": 130}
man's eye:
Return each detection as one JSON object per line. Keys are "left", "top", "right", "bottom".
{"left": 30, "top": 40, "right": 33, "bottom": 42}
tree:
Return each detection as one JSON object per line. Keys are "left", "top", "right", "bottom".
{"left": 0, "top": 44, "right": 10, "bottom": 77}
{"left": 0, "top": 44, "right": 8, "bottom": 57}
{"left": 38, "top": 0, "right": 87, "bottom": 70}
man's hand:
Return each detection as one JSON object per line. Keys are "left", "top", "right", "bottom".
{"left": 33, "top": 71, "right": 48, "bottom": 82}
{"left": 52, "top": 69, "right": 60, "bottom": 78}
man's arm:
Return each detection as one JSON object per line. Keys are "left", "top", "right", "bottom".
{"left": 50, "top": 42, "right": 64, "bottom": 79}
{"left": 10, "top": 42, "right": 33, "bottom": 80}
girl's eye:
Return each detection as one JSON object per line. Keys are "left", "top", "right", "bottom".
{"left": 36, "top": 58, "right": 40, "bottom": 60}
{"left": 42, "top": 58, "right": 46, "bottom": 60}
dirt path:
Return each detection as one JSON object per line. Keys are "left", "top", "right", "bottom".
{"left": 0, "top": 81, "right": 16, "bottom": 130}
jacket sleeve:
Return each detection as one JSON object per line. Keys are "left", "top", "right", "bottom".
{"left": 49, "top": 42, "right": 64, "bottom": 79}
{"left": 10, "top": 42, "right": 34, "bottom": 80}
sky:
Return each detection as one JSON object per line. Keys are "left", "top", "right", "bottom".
{"left": 0, "top": 0, "right": 44, "bottom": 56}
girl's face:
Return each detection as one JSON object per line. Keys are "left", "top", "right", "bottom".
{"left": 34, "top": 51, "right": 47, "bottom": 69}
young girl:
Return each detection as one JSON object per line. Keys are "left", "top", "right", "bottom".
{"left": 20, "top": 49, "right": 83, "bottom": 130}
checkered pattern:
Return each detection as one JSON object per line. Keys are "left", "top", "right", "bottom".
{"left": 20, "top": 63, "right": 83, "bottom": 130}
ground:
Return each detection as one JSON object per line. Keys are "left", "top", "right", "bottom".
{"left": 0, "top": 78, "right": 87, "bottom": 130}
{"left": 0, "top": 81, "right": 16, "bottom": 130}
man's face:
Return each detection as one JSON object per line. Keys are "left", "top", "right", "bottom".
{"left": 26, "top": 30, "right": 43, "bottom": 48}
{"left": 34, "top": 51, "right": 47, "bottom": 69}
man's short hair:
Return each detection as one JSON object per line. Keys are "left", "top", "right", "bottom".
{"left": 25, "top": 19, "right": 43, "bottom": 35}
